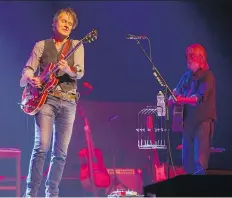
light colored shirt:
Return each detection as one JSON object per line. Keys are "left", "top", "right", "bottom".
{"left": 20, "top": 39, "right": 85, "bottom": 93}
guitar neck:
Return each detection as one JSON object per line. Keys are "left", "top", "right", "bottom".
{"left": 64, "top": 40, "right": 84, "bottom": 61}
{"left": 146, "top": 115, "right": 160, "bottom": 165}
{"left": 84, "top": 118, "right": 95, "bottom": 151}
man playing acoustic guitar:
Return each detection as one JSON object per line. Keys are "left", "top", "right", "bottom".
{"left": 20, "top": 8, "right": 84, "bottom": 197}
{"left": 169, "top": 44, "right": 216, "bottom": 175}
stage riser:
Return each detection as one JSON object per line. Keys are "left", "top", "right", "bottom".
{"left": 143, "top": 170, "right": 232, "bottom": 197}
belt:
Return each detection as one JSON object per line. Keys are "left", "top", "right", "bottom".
{"left": 49, "top": 91, "right": 78, "bottom": 102}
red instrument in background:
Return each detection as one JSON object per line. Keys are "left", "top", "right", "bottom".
{"left": 147, "top": 115, "right": 167, "bottom": 182}
{"left": 78, "top": 104, "right": 110, "bottom": 192}
{"left": 20, "top": 29, "right": 98, "bottom": 115}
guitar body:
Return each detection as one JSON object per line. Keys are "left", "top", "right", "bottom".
{"left": 21, "top": 63, "right": 58, "bottom": 115}
{"left": 171, "top": 71, "right": 192, "bottom": 132}
{"left": 154, "top": 163, "right": 166, "bottom": 182}
{"left": 172, "top": 104, "right": 184, "bottom": 132}
{"left": 79, "top": 147, "right": 111, "bottom": 189}
{"left": 77, "top": 114, "right": 110, "bottom": 193}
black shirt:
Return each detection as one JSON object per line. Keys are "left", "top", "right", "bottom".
{"left": 177, "top": 69, "right": 217, "bottom": 130}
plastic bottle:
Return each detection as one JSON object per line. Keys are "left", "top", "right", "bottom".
{"left": 157, "top": 91, "right": 166, "bottom": 117}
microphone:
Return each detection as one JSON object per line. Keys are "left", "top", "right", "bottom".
{"left": 126, "top": 34, "right": 146, "bottom": 40}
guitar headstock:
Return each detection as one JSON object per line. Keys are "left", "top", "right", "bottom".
{"left": 82, "top": 29, "right": 98, "bottom": 43}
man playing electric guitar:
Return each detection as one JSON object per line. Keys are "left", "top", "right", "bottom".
{"left": 169, "top": 44, "right": 216, "bottom": 175}
{"left": 20, "top": 8, "right": 84, "bottom": 197}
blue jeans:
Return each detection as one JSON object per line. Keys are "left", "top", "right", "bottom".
{"left": 182, "top": 120, "right": 214, "bottom": 175}
{"left": 25, "top": 95, "right": 77, "bottom": 197}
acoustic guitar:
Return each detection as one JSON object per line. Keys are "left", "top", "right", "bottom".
{"left": 171, "top": 71, "right": 192, "bottom": 132}
{"left": 77, "top": 104, "right": 110, "bottom": 192}
{"left": 172, "top": 104, "right": 184, "bottom": 132}
{"left": 20, "top": 29, "right": 98, "bottom": 115}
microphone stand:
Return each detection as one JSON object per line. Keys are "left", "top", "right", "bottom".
{"left": 135, "top": 39, "right": 177, "bottom": 180}
{"left": 106, "top": 116, "right": 129, "bottom": 195}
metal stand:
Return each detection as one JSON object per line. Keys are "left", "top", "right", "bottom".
{"left": 135, "top": 39, "right": 177, "bottom": 179}
{"left": 106, "top": 116, "right": 129, "bottom": 195}
{"left": 137, "top": 106, "right": 167, "bottom": 150}
{"left": 137, "top": 106, "right": 167, "bottom": 183}
{"left": 106, "top": 148, "right": 129, "bottom": 195}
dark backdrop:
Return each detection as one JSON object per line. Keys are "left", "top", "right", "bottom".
{"left": 0, "top": 1, "right": 231, "bottom": 196}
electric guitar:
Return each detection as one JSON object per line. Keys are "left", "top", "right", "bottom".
{"left": 20, "top": 29, "right": 98, "bottom": 115}
{"left": 147, "top": 115, "right": 166, "bottom": 182}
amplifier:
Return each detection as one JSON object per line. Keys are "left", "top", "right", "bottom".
{"left": 105, "top": 168, "right": 143, "bottom": 195}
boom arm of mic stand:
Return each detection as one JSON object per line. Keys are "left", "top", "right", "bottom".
{"left": 135, "top": 39, "right": 175, "bottom": 179}
{"left": 135, "top": 39, "right": 177, "bottom": 102}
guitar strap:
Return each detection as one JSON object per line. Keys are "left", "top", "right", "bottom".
{"left": 56, "top": 39, "right": 72, "bottom": 77}
{"left": 58, "top": 39, "right": 72, "bottom": 61}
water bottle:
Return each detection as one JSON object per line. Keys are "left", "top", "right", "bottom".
{"left": 157, "top": 91, "right": 166, "bottom": 117}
